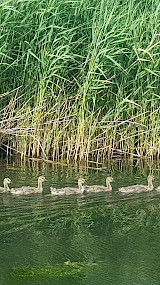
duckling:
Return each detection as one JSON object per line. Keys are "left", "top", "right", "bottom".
{"left": 50, "top": 178, "right": 85, "bottom": 196}
{"left": 0, "top": 178, "right": 11, "bottom": 193}
{"left": 84, "top": 176, "right": 113, "bottom": 193}
{"left": 119, "top": 175, "right": 154, "bottom": 194}
{"left": 10, "top": 176, "right": 45, "bottom": 195}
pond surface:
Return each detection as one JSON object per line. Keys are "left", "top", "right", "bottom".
{"left": 0, "top": 159, "right": 160, "bottom": 284}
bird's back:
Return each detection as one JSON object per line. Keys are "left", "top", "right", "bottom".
{"left": 51, "top": 187, "right": 83, "bottom": 195}
{"left": 119, "top": 184, "right": 150, "bottom": 194}
{"left": 10, "top": 186, "right": 41, "bottom": 195}
{"left": 84, "top": 185, "right": 111, "bottom": 193}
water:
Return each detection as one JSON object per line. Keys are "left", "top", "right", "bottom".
{"left": 0, "top": 159, "right": 160, "bottom": 284}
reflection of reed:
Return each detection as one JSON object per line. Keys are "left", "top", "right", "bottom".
{"left": 5, "top": 157, "right": 160, "bottom": 179}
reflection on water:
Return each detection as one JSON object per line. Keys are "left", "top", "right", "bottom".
{"left": 0, "top": 159, "right": 160, "bottom": 284}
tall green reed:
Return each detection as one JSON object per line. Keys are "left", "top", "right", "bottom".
{"left": 0, "top": 0, "right": 160, "bottom": 161}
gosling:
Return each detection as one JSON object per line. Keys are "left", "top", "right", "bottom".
{"left": 84, "top": 176, "right": 113, "bottom": 193}
{"left": 50, "top": 178, "right": 85, "bottom": 196}
{"left": 10, "top": 176, "right": 45, "bottom": 195}
{"left": 119, "top": 175, "right": 154, "bottom": 194}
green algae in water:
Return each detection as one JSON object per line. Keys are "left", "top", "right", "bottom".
{"left": 9, "top": 261, "right": 97, "bottom": 280}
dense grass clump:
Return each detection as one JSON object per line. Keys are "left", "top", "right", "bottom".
{"left": 0, "top": 0, "right": 160, "bottom": 161}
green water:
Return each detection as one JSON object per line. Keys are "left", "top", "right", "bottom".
{"left": 0, "top": 159, "right": 160, "bottom": 284}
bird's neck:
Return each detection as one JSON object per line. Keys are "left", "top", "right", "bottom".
{"left": 78, "top": 182, "right": 85, "bottom": 193}
{"left": 4, "top": 182, "right": 9, "bottom": 191}
{"left": 148, "top": 179, "right": 153, "bottom": 190}
{"left": 78, "top": 182, "right": 83, "bottom": 190}
{"left": 106, "top": 181, "right": 112, "bottom": 190}
{"left": 38, "top": 180, "right": 43, "bottom": 191}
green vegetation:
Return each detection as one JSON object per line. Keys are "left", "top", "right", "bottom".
{"left": 10, "top": 261, "right": 97, "bottom": 280}
{"left": 0, "top": 0, "right": 160, "bottom": 161}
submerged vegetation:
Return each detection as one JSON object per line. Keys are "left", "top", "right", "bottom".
{"left": 0, "top": 0, "right": 160, "bottom": 161}
{"left": 10, "top": 261, "right": 97, "bottom": 280}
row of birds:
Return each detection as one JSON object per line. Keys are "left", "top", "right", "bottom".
{"left": 0, "top": 174, "right": 159, "bottom": 196}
